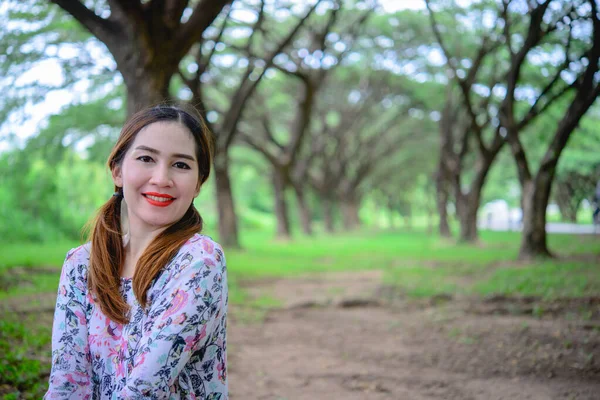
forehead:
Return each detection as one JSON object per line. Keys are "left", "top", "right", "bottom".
{"left": 131, "top": 121, "right": 196, "bottom": 156}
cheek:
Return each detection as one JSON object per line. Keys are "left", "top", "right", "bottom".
{"left": 181, "top": 176, "right": 200, "bottom": 197}
{"left": 121, "top": 162, "right": 146, "bottom": 188}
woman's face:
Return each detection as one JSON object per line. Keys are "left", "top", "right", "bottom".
{"left": 112, "top": 121, "right": 200, "bottom": 234}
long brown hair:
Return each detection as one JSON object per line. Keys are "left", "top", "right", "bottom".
{"left": 87, "top": 104, "right": 214, "bottom": 324}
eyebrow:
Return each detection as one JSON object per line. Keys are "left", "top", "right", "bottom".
{"left": 134, "top": 145, "right": 196, "bottom": 162}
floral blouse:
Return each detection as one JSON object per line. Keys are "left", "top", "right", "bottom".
{"left": 44, "top": 234, "right": 228, "bottom": 400}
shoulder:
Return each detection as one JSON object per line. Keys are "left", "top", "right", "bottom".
{"left": 153, "top": 235, "right": 226, "bottom": 295}
{"left": 60, "top": 243, "right": 91, "bottom": 287}
{"left": 65, "top": 242, "right": 91, "bottom": 263}
{"left": 179, "top": 234, "right": 226, "bottom": 268}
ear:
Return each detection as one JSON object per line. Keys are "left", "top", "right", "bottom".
{"left": 112, "top": 165, "right": 123, "bottom": 188}
{"left": 194, "top": 180, "right": 202, "bottom": 197}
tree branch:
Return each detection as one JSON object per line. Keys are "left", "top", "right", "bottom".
{"left": 238, "top": 130, "right": 280, "bottom": 167}
{"left": 176, "top": 0, "right": 232, "bottom": 60}
{"left": 219, "top": 0, "right": 321, "bottom": 150}
{"left": 50, "top": 0, "right": 117, "bottom": 44}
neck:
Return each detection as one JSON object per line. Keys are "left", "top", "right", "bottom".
{"left": 123, "top": 225, "right": 167, "bottom": 277}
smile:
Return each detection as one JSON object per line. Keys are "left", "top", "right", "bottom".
{"left": 142, "top": 192, "right": 176, "bottom": 207}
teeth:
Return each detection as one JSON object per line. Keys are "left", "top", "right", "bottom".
{"left": 146, "top": 195, "right": 173, "bottom": 202}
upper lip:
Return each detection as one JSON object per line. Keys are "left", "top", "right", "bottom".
{"left": 143, "top": 192, "right": 175, "bottom": 199}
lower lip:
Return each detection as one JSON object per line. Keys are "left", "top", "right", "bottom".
{"left": 143, "top": 195, "right": 175, "bottom": 207}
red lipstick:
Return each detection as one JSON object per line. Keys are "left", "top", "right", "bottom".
{"left": 142, "top": 192, "right": 175, "bottom": 207}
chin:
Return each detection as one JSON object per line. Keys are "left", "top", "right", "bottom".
{"left": 142, "top": 217, "right": 180, "bottom": 230}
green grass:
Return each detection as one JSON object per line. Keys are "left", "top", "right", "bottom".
{"left": 0, "top": 228, "right": 598, "bottom": 398}
{"left": 0, "top": 316, "right": 52, "bottom": 400}
{"left": 472, "top": 261, "right": 600, "bottom": 298}
{"left": 0, "top": 240, "right": 80, "bottom": 270}
{"left": 0, "top": 229, "right": 598, "bottom": 301}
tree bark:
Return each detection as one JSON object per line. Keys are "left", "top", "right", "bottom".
{"left": 292, "top": 183, "right": 313, "bottom": 236}
{"left": 323, "top": 197, "right": 335, "bottom": 233}
{"left": 120, "top": 63, "right": 173, "bottom": 116}
{"left": 452, "top": 141, "right": 501, "bottom": 242}
{"left": 435, "top": 164, "right": 452, "bottom": 237}
{"left": 519, "top": 178, "right": 552, "bottom": 259}
{"left": 555, "top": 182, "right": 579, "bottom": 223}
{"left": 214, "top": 154, "right": 240, "bottom": 249}
{"left": 272, "top": 168, "right": 291, "bottom": 239}
{"left": 340, "top": 196, "right": 361, "bottom": 231}
{"left": 456, "top": 192, "right": 480, "bottom": 242}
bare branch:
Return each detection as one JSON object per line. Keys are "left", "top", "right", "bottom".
{"left": 238, "top": 130, "right": 279, "bottom": 167}
{"left": 176, "top": 0, "right": 232, "bottom": 60}
{"left": 219, "top": 0, "right": 322, "bottom": 150}
{"left": 199, "top": 4, "right": 233, "bottom": 76}
{"left": 262, "top": 116, "right": 285, "bottom": 151}
{"left": 501, "top": 0, "right": 514, "bottom": 58}
{"left": 50, "top": 0, "right": 117, "bottom": 43}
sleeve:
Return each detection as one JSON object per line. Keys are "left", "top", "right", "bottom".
{"left": 44, "top": 249, "right": 93, "bottom": 400}
{"left": 119, "top": 245, "right": 227, "bottom": 399}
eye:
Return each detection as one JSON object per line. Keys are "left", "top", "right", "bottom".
{"left": 174, "top": 161, "right": 191, "bottom": 170}
{"left": 137, "top": 155, "right": 154, "bottom": 163}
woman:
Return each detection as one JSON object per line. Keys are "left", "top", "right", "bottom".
{"left": 44, "top": 105, "right": 228, "bottom": 399}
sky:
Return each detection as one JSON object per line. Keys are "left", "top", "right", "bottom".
{"left": 0, "top": 0, "right": 425, "bottom": 153}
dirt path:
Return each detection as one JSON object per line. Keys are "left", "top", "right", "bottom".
{"left": 228, "top": 271, "right": 600, "bottom": 400}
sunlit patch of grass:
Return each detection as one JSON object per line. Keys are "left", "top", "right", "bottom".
{"left": 472, "top": 261, "right": 600, "bottom": 299}
{"left": 0, "top": 241, "right": 79, "bottom": 271}
{"left": 382, "top": 265, "right": 463, "bottom": 298}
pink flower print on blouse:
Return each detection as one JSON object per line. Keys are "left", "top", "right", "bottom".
{"left": 184, "top": 324, "right": 207, "bottom": 352}
{"left": 45, "top": 235, "right": 228, "bottom": 399}
{"left": 172, "top": 313, "right": 188, "bottom": 325}
{"left": 108, "top": 345, "right": 126, "bottom": 378}
{"left": 203, "top": 257, "right": 216, "bottom": 267}
{"left": 162, "top": 289, "right": 189, "bottom": 320}
{"left": 202, "top": 239, "right": 214, "bottom": 254}
{"left": 65, "top": 371, "right": 90, "bottom": 388}
{"left": 217, "top": 361, "right": 226, "bottom": 383}
{"left": 74, "top": 310, "right": 86, "bottom": 325}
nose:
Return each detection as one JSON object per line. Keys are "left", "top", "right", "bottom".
{"left": 149, "top": 164, "right": 173, "bottom": 187}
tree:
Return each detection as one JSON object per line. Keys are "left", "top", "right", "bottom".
{"left": 299, "top": 69, "right": 436, "bottom": 232}
{"left": 178, "top": 0, "right": 321, "bottom": 245}
{"left": 497, "top": 0, "right": 600, "bottom": 258}
{"left": 240, "top": 1, "right": 375, "bottom": 238}
{"left": 48, "top": 0, "right": 231, "bottom": 115}
{"left": 553, "top": 112, "right": 600, "bottom": 222}
{"left": 426, "top": 0, "right": 508, "bottom": 242}
{"left": 426, "top": 0, "right": 599, "bottom": 252}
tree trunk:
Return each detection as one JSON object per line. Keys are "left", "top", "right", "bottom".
{"left": 519, "top": 177, "right": 553, "bottom": 260}
{"left": 435, "top": 164, "right": 452, "bottom": 237}
{"left": 453, "top": 154, "right": 497, "bottom": 243}
{"left": 323, "top": 197, "right": 335, "bottom": 233}
{"left": 272, "top": 168, "right": 291, "bottom": 239}
{"left": 120, "top": 64, "right": 172, "bottom": 116}
{"left": 387, "top": 200, "right": 397, "bottom": 230}
{"left": 340, "top": 197, "right": 361, "bottom": 231}
{"left": 403, "top": 206, "right": 413, "bottom": 231}
{"left": 388, "top": 209, "right": 396, "bottom": 229}
{"left": 457, "top": 192, "right": 480, "bottom": 242}
{"left": 292, "top": 184, "right": 312, "bottom": 236}
{"left": 554, "top": 180, "right": 579, "bottom": 222}
{"left": 556, "top": 200, "right": 579, "bottom": 223}
{"left": 214, "top": 154, "right": 240, "bottom": 249}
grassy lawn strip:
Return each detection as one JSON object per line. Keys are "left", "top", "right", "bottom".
{"left": 472, "top": 261, "right": 600, "bottom": 299}
{"left": 383, "top": 259, "right": 600, "bottom": 300}
{"left": 0, "top": 316, "right": 52, "bottom": 400}
{"left": 0, "top": 230, "right": 597, "bottom": 301}
{"left": 0, "top": 229, "right": 597, "bottom": 398}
